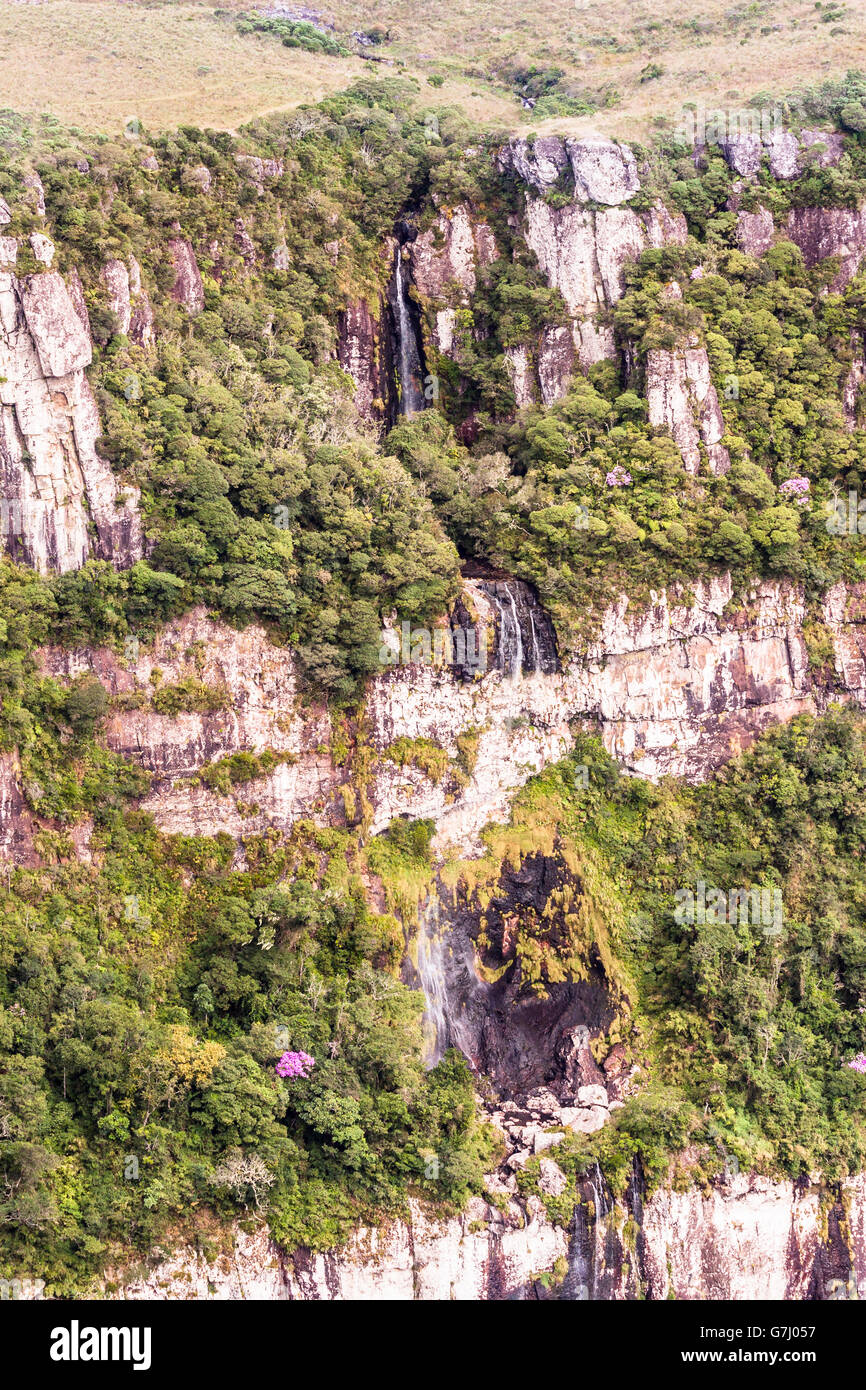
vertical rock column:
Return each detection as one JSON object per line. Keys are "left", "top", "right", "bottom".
{"left": 0, "top": 269, "right": 143, "bottom": 573}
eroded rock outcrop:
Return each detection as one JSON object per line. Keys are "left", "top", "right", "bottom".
{"left": 40, "top": 608, "right": 333, "bottom": 846}
{"left": 0, "top": 270, "right": 143, "bottom": 572}
{"left": 736, "top": 206, "right": 776, "bottom": 257}
{"left": 731, "top": 197, "right": 866, "bottom": 289}
{"left": 785, "top": 205, "right": 866, "bottom": 290}
{"left": 235, "top": 154, "right": 284, "bottom": 196}
{"left": 168, "top": 238, "right": 205, "bottom": 314}
{"left": 19, "top": 574, "right": 866, "bottom": 864}
{"left": 500, "top": 136, "right": 640, "bottom": 206}
{"left": 114, "top": 1172, "right": 866, "bottom": 1301}
{"left": 718, "top": 124, "right": 845, "bottom": 181}
{"left": 646, "top": 342, "right": 731, "bottom": 475}
{"left": 504, "top": 344, "right": 535, "bottom": 407}
{"left": 521, "top": 198, "right": 687, "bottom": 385}
{"left": 0, "top": 752, "right": 37, "bottom": 866}
{"left": 412, "top": 205, "right": 497, "bottom": 301}
{"left": 127, "top": 256, "right": 155, "bottom": 350}
{"left": 101, "top": 259, "right": 132, "bottom": 336}
{"left": 410, "top": 205, "right": 497, "bottom": 356}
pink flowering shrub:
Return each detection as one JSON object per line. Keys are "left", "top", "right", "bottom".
{"left": 847, "top": 1053, "right": 866, "bottom": 1074}
{"left": 276, "top": 1050, "right": 315, "bottom": 1079}
{"left": 605, "top": 465, "right": 632, "bottom": 487}
{"left": 779, "top": 477, "right": 810, "bottom": 506}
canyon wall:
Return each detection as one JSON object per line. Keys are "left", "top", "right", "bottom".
{"left": 7, "top": 128, "right": 866, "bottom": 1302}
{"left": 115, "top": 1172, "right": 866, "bottom": 1301}
{"left": 26, "top": 572, "right": 866, "bottom": 861}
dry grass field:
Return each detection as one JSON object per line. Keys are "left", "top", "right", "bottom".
{"left": 1, "top": 0, "right": 866, "bottom": 138}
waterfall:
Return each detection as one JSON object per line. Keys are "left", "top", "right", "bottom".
{"left": 415, "top": 887, "right": 489, "bottom": 1071}
{"left": 393, "top": 245, "right": 426, "bottom": 415}
{"left": 563, "top": 1162, "right": 620, "bottom": 1300}
{"left": 529, "top": 608, "right": 542, "bottom": 672}
{"left": 589, "top": 1164, "right": 604, "bottom": 1295}
{"left": 481, "top": 584, "right": 522, "bottom": 679}
{"left": 504, "top": 585, "right": 523, "bottom": 678}
{"left": 476, "top": 577, "right": 557, "bottom": 678}
{"left": 417, "top": 894, "right": 449, "bottom": 1067}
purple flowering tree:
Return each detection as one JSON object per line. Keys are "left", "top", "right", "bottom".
{"left": 605, "top": 465, "right": 632, "bottom": 488}
{"left": 276, "top": 1050, "right": 315, "bottom": 1079}
{"left": 779, "top": 477, "right": 810, "bottom": 507}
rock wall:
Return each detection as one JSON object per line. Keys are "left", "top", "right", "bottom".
{"left": 734, "top": 200, "right": 866, "bottom": 292}
{"left": 408, "top": 205, "right": 497, "bottom": 364}
{"left": 168, "top": 238, "right": 204, "bottom": 315}
{"left": 522, "top": 198, "right": 687, "bottom": 379}
{"left": 40, "top": 608, "right": 334, "bottom": 846}
{"left": 646, "top": 341, "right": 731, "bottom": 475}
{"left": 114, "top": 1172, "right": 866, "bottom": 1301}
{"left": 337, "top": 297, "right": 387, "bottom": 420}
{"left": 0, "top": 267, "right": 143, "bottom": 572}
{"left": 18, "top": 573, "right": 866, "bottom": 864}
{"left": 101, "top": 254, "right": 155, "bottom": 350}
{"left": 720, "top": 124, "right": 846, "bottom": 182}
{"left": 336, "top": 134, "right": 865, "bottom": 431}
{"left": 406, "top": 143, "right": 688, "bottom": 406}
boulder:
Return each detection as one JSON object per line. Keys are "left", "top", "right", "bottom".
{"left": 568, "top": 1107, "right": 607, "bottom": 1135}
{"left": 566, "top": 138, "right": 641, "bottom": 205}
{"left": 533, "top": 1130, "right": 564, "bottom": 1154}
{"left": 577, "top": 1084, "right": 609, "bottom": 1108}
{"left": 537, "top": 1158, "right": 568, "bottom": 1197}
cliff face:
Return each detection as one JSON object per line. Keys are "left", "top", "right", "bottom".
{"left": 407, "top": 140, "right": 688, "bottom": 408}
{"left": 39, "top": 608, "right": 334, "bottom": 847}
{"left": 115, "top": 1173, "right": 866, "bottom": 1301}
{"left": 521, "top": 196, "right": 686, "bottom": 377}
{"left": 10, "top": 128, "right": 866, "bottom": 1303}
{"left": 0, "top": 262, "right": 143, "bottom": 572}
{"left": 646, "top": 342, "right": 731, "bottom": 476}
{"left": 21, "top": 572, "right": 866, "bottom": 864}
{"left": 337, "top": 297, "right": 387, "bottom": 419}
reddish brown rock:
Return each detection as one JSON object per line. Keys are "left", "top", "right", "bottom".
{"left": 736, "top": 207, "right": 775, "bottom": 257}
{"left": 337, "top": 298, "right": 386, "bottom": 419}
{"left": 167, "top": 238, "right": 205, "bottom": 314}
{"left": 785, "top": 206, "right": 866, "bottom": 290}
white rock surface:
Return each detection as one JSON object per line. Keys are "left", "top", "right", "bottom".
{"left": 523, "top": 198, "right": 687, "bottom": 376}
{"left": 566, "top": 138, "right": 641, "bottom": 205}
{"left": 504, "top": 344, "right": 535, "bottom": 406}
{"left": 101, "top": 258, "right": 132, "bottom": 336}
{"left": 0, "top": 271, "right": 143, "bottom": 572}
{"left": 647, "top": 343, "right": 731, "bottom": 475}
{"left": 112, "top": 1174, "right": 866, "bottom": 1300}
{"left": 28, "top": 575, "right": 866, "bottom": 859}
